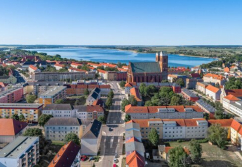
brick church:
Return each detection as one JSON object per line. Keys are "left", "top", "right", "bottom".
{"left": 127, "top": 51, "right": 168, "bottom": 83}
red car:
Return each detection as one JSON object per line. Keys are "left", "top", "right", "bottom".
{"left": 81, "top": 155, "right": 88, "bottom": 161}
{"left": 113, "top": 164, "right": 116, "bottom": 167}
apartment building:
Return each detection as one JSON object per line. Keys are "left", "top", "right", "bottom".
{"left": 74, "top": 105, "right": 104, "bottom": 120}
{"left": 205, "top": 85, "right": 221, "bottom": 101}
{"left": 45, "top": 117, "right": 83, "bottom": 141}
{"left": 97, "top": 69, "right": 108, "bottom": 80}
{"left": 186, "top": 78, "right": 203, "bottom": 89}
{"left": 0, "top": 86, "right": 23, "bottom": 103}
{"left": 49, "top": 141, "right": 80, "bottom": 167}
{"left": 86, "top": 88, "right": 101, "bottom": 105}
{"left": 39, "top": 86, "right": 66, "bottom": 106}
{"left": 42, "top": 104, "right": 76, "bottom": 117}
{"left": 125, "top": 104, "right": 204, "bottom": 119}
{"left": 222, "top": 94, "right": 242, "bottom": 117}
{"left": 132, "top": 118, "right": 208, "bottom": 139}
{"left": 0, "top": 75, "right": 17, "bottom": 84}
{"left": 181, "top": 88, "right": 199, "bottom": 102}
{"left": 0, "top": 119, "right": 28, "bottom": 143}
{"left": 70, "top": 62, "right": 82, "bottom": 68}
{"left": 195, "top": 99, "right": 215, "bottom": 118}
{"left": 196, "top": 82, "right": 209, "bottom": 94}
{"left": 81, "top": 120, "right": 102, "bottom": 155}
{"left": 203, "top": 73, "right": 226, "bottom": 85}
{"left": 54, "top": 64, "right": 64, "bottom": 70}
{"left": 0, "top": 136, "right": 39, "bottom": 167}
{"left": 33, "top": 72, "right": 95, "bottom": 81}
{"left": 65, "top": 83, "right": 110, "bottom": 96}
{"left": 0, "top": 103, "right": 43, "bottom": 122}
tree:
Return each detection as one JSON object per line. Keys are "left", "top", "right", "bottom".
{"left": 26, "top": 94, "right": 37, "bottom": 103}
{"left": 148, "top": 128, "right": 159, "bottom": 147}
{"left": 170, "top": 96, "right": 181, "bottom": 106}
{"left": 105, "top": 97, "right": 112, "bottom": 109}
{"left": 175, "top": 78, "right": 185, "bottom": 87}
{"left": 119, "top": 80, "right": 125, "bottom": 88}
{"left": 38, "top": 114, "right": 53, "bottom": 126}
{"left": 121, "top": 98, "right": 130, "bottom": 112}
{"left": 108, "top": 90, "right": 114, "bottom": 98}
{"left": 11, "top": 114, "right": 19, "bottom": 120}
{"left": 139, "top": 83, "right": 146, "bottom": 96}
{"left": 169, "top": 146, "right": 190, "bottom": 167}
{"left": 19, "top": 114, "right": 25, "bottom": 121}
{"left": 23, "top": 128, "right": 43, "bottom": 136}
{"left": 55, "top": 99, "right": 64, "bottom": 104}
{"left": 125, "top": 114, "right": 131, "bottom": 122}
{"left": 98, "top": 116, "right": 105, "bottom": 124}
{"left": 189, "top": 139, "right": 202, "bottom": 164}
{"left": 215, "top": 108, "right": 224, "bottom": 119}
{"left": 208, "top": 124, "right": 228, "bottom": 149}
{"left": 145, "top": 100, "right": 153, "bottom": 106}
{"left": 128, "top": 95, "right": 137, "bottom": 106}
{"left": 64, "top": 133, "right": 80, "bottom": 145}
{"left": 84, "top": 89, "right": 89, "bottom": 96}
{"left": 203, "top": 113, "right": 209, "bottom": 120}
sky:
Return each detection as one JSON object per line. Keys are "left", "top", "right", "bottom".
{"left": 0, "top": 0, "right": 242, "bottom": 45}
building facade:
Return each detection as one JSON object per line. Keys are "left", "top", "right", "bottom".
{"left": 0, "top": 86, "right": 23, "bottom": 103}
{"left": 181, "top": 88, "right": 199, "bottom": 102}
{"left": 127, "top": 52, "right": 168, "bottom": 83}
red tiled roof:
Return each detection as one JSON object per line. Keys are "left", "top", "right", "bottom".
{"left": 97, "top": 69, "right": 107, "bottom": 74}
{"left": 224, "top": 94, "right": 240, "bottom": 101}
{"left": 204, "top": 73, "right": 224, "bottom": 80}
{"left": 208, "top": 119, "right": 233, "bottom": 127}
{"left": 225, "top": 89, "right": 242, "bottom": 98}
{"left": 130, "top": 87, "right": 142, "bottom": 102}
{"left": 206, "top": 85, "right": 220, "bottom": 93}
{"left": 0, "top": 119, "right": 28, "bottom": 136}
{"left": 125, "top": 82, "right": 137, "bottom": 87}
{"left": 69, "top": 67, "right": 86, "bottom": 72}
{"left": 48, "top": 141, "right": 80, "bottom": 167}
{"left": 126, "top": 137, "right": 140, "bottom": 143}
{"left": 92, "top": 99, "right": 104, "bottom": 106}
{"left": 184, "top": 119, "right": 206, "bottom": 127}
{"left": 54, "top": 64, "right": 64, "bottom": 67}
{"left": 126, "top": 151, "right": 145, "bottom": 167}
{"left": 29, "top": 65, "right": 38, "bottom": 71}
{"left": 86, "top": 105, "right": 104, "bottom": 112}
{"left": 230, "top": 119, "right": 241, "bottom": 131}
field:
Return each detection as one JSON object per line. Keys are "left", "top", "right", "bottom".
{"left": 168, "top": 141, "right": 241, "bottom": 167}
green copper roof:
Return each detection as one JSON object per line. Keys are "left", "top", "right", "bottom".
{"left": 131, "top": 62, "right": 161, "bottom": 73}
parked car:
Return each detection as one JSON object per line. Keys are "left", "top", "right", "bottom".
{"left": 113, "top": 164, "right": 117, "bottom": 167}
{"left": 81, "top": 155, "right": 88, "bottom": 161}
{"left": 114, "top": 158, "right": 118, "bottom": 163}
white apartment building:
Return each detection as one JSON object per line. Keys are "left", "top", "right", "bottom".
{"left": 205, "top": 85, "right": 221, "bottom": 101}
{"left": 42, "top": 104, "right": 76, "bottom": 117}
{"left": 0, "top": 136, "right": 39, "bottom": 167}
{"left": 222, "top": 94, "right": 242, "bottom": 117}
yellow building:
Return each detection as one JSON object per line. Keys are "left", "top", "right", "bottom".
{"left": 0, "top": 103, "right": 43, "bottom": 122}
{"left": 38, "top": 86, "right": 66, "bottom": 107}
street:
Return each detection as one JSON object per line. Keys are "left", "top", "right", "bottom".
{"left": 97, "top": 81, "right": 125, "bottom": 167}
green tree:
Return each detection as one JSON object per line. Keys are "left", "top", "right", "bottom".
{"left": 19, "top": 114, "right": 25, "bottom": 121}
{"left": 98, "top": 116, "right": 106, "bottom": 124}
{"left": 23, "top": 128, "right": 43, "bottom": 136}
{"left": 121, "top": 99, "right": 130, "bottom": 112}
{"left": 64, "top": 133, "right": 80, "bottom": 145}
{"left": 108, "top": 90, "right": 114, "bottom": 98}
{"left": 169, "top": 146, "right": 190, "bottom": 167}
{"left": 139, "top": 83, "right": 146, "bottom": 96}
{"left": 128, "top": 95, "right": 137, "bottom": 106}
{"left": 125, "top": 114, "right": 131, "bottom": 122}
{"left": 208, "top": 124, "right": 228, "bottom": 149}
{"left": 119, "top": 80, "right": 126, "bottom": 88}
{"left": 105, "top": 97, "right": 112, "bottom": 109}
{"left": 203, "top": 113, "right": 210, "bottom": 120}
{"left": 189, "top": 139, "right": 202, "bottom": 164}
{"left": 38, "top": 114, "right": 53, "bottom": 126}
{"left": 84, "top": 89, "right": 89, "bottom": 96}
{"left": 145, "top": 100, "right": 153, "bottom": 106}
{"left": 26, "top": 94, "right": 37, "bottom": 103}
{"left": 11, "top": 114, "right": 19, "bottom": 120}
{"left": 175, "top": 78, "right": 185, "bottom": 87}
{"left": 148, "top": 128, "right": 159, "bottom": 147}
{"left": 170, "top": 96, "right": 181, "bottom": 105}
{"left": 55, "top": 99, "right": 64, "bottom": 104}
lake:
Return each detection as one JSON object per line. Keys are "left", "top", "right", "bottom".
{"left": 27, "top": 47, "right": 216, "bottom": 68}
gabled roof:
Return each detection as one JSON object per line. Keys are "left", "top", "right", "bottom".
{"left": 0, "top": 119, "right": 28, "bottom": 136}
{"left": 206, "top": 85, "right": 220, "bottom": 93}
{"left": 45, "top": 118, "right": 82, "bottom": 126}
{"left": 225, "top": 89, "right": 242, "bottom": 98}
{"left": 230, "top": 119, "right": 241, "bottom": 131}
{"left": 130, "top": 62, "right": 161, "bottom": 73}
{"left": 208, "top": 119, "right": 233, "bottom": 127}
{"left": 82, "top": 120, "right": 102, "bottom": 139}
{"left": 29, "top": 65, "right": 38, "bottom": 71}
{"left": 43, "top": 104, "right": 73, "bottom": 110}
{"left": 126, "top": 137, "right": 140, "bottom": 143}
{"left": 204, "top": 73, "right": 224, "bottom": 80}
{"left": 126, "top": 151, "right": 145, "bottom": 167}
{"left": 224, "top": 94, "right": 240, "bottom": 101}
{"left": 48, "top": 141, "right": 80, "bottom": 167}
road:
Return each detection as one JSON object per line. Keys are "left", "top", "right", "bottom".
{"left": 98, "top": 81, "right": 125, "bottom": 167}
{"left": 13, "top": 70, "right": 26, "bottom": 83}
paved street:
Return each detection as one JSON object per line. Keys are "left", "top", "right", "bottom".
{"left": 97, "top": 81, "right": 125, "bottom": 167}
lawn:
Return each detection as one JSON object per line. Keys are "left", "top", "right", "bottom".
{"left": 167, "top": 141, "right": 241, "bottom": 167}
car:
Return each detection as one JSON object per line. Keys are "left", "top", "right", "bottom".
{"left": 113, "top": 158, "right": 118, "bottom": 163}
{"left": 81, "top": 155, "right": 88, "bottom": 161}
{"left": 113, "top": 164, "right": 117, "bottom": 167}
{"left": 109, "top": 127, "right": 113, "bottom": 131}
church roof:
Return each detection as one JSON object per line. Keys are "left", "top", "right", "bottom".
{"left": 131, "top": 62, "right": 161, "bottom": 73}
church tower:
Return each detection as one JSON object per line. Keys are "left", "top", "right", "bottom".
{"left": 156, "top": 51, "right": 168, "bottom": 72}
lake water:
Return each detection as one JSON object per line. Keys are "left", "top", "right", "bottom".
{"left": 27, "top": 47, "right": 216, "bottom": 68}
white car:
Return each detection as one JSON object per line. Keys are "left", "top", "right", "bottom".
{"left": 113, "top": 158, "right": 118, "bottom": 163}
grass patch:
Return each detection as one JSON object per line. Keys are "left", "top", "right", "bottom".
{"left": 52, "top": 140, "right": 65, "bottom": 146}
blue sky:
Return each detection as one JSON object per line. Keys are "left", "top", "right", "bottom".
{"left": 0, "top": 0, "right": 242, "bottom": 45}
